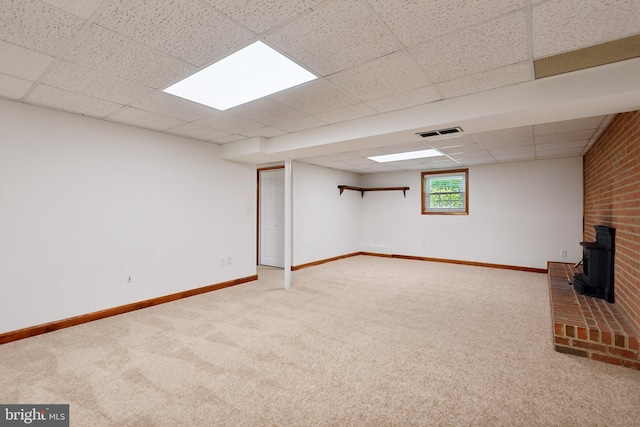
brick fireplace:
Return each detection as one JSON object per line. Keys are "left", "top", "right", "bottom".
{"left": 547, "top": 109, "right": 640, "bottom": 369}
{"left": 549, "top": 263, "right": 640, "bottom": 369}
{"left": 583, "top": 110, "right": 640, "bottom": 332}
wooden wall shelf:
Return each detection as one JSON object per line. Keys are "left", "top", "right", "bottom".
{"left": 338, "top": 185, "right": 410, "bottom": 198}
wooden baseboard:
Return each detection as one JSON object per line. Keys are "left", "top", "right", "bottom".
{"left": 291, "top": 252, "right": 361, "bottom": 271}
{"left": 293, "top": 251, "right": 546, "bottom": 274}
{"left": 359, "top": 251, "right": 393, "bottom": 258}
{"left": 0, "top": 274, "right": 258, "bottom": 345}
{"left": 389, "top": 254, "right": 547, "bottom": 273}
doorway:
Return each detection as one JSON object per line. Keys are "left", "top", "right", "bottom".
{"left": 258, "top": 168, "right": 285, "bottom": 268}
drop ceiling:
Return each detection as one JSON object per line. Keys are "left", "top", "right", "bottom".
{"left": 1, "top": 0, "right": 639, "bottom": 173}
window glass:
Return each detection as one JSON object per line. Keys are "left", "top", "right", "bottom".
{"left": 421, "top": 169, "right": 468, "bottom": 215}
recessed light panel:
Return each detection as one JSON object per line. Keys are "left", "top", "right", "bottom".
{"left": 368, "top": 149, "right": 443, "bottom": 163}
{"left": 163, "top": 41, "right": 317, "bottom": 110}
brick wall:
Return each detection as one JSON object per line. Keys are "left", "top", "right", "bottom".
{"left": 583, "top": 110, "right": 640, "bottom": 332}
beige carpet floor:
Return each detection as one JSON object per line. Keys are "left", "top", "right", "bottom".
{"left": 1, "top": 256, "right": 639, "bottom": 426}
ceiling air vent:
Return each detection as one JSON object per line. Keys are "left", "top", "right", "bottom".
{"left": 416, "top": 127, "right": 463, "bottom": 138}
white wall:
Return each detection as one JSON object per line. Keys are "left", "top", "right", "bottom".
{"left": 292, "top": 162, "right": 362, "bottom": 266}
{"left": 360, "top": 158, "right": 584, "bottom": 269}
{"left": 0, "top": 99, "right": 256, "bottom": 334}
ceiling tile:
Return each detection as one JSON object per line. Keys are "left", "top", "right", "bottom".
{"left": 313, "top": 103, "right": 377, "bottom": 124}
{"left": 328, "top": 50, "right": 432, "bottom": 101}
{"left": 299, "top": 159, "right": 326, "bottom": 167}
{"left": 342, "top": 166, "right": 371, "bottom": 174}
{"left": 447, "top": 150, "right": 492, "bottom": 160}
{"left": 357, "top": 141, "right": 430, "bottom": 158}
{"left": 534, "top": 116, "right": 604, "bottom": 135}
{"left": 264, "top": 0, "right": 401, "bottom": 76}
{"left": 26, "top": 84, "right": 122, "bottom": 117}
{"left": 495, "top": 152, "right": 536, "bottom": 161}
{"left": 474, "top": 126, "right": 533, "bottom": 144}
{"left": 355, "top": 147, "right": 400, "bottom": 157}
{"left": 0, "top": 41, "right": 54, "bottom": 81}
{"left": 300, "top": 156, "right": 341, "bottom": 167}
{"left": 42, "top": 60, "right": 153, "bottom": 105}
{"left": 437, "top": 62, "right": 532, "bottom": 98}
{"left": 424, "top": 159, "right": 462, "bottom": 169}
{"left": 458, "top": 157, "right": 497, "bottom": 166}
{"left": 341, "top": 157, "right": 377, "bottom": 166}
{"left": 534, "top": 129, "right": 596, "bottom": 144}
{"left": 425, "top": 135, "right": 478, "bottom": 149}
{"left": 478, "top": 137, "right": 535, "bottom": 149}
{"left": 366, "top": 85, "right": 442, "bottom": 113}
{"left": 0, "top": 0, "right": 631, "bottom": 175}
{"left": 532, "top": 0, "right": 640, "bottom": 58}
{"left": 242, "top": 127, "right": 288, "bottom": 138}
{"left": 213, "top": 134, "right": 245, "bottom": 144}
{"left": 365, "top": 164, "right": 401, "bottom": 173}
{"left": 165, "top": 123, "right": 231, "bottom": 141}
{"left": 96, "top": 0, "right": 254, "bottom": 67}
{"left": 64, "top": 25, "right": 197, "bottom": 89}
{"left": 228, "top": 98, "right": 307, "bottom": 126}
{"left": 132, "top": 91, "right": 215, "bottom": 122}
{"left": 271, "top": 79, "right": 359, "bottom": 115}
{"left": 331, "top": 152, "right": 365, "bottom": 161}
{"left": 488, "top": 145, "right": 535, "bottom": 156}
{"left": 324, "top": 163, "right": 352, "bottom": 171}
{"left": 275, "top": 116, "right": 328, "bottom": 132}
{"left": 41, "top": 0, "right": 104, "bottom": 19}
{"left": 536, "top": 149, "right": 583, "bottom": 159}
{"left": 439, "top": 144, "right": 490, "bottom": 155}
{"left": 0, "top": 74, "right": 33, "bottom": 99}
{"left": 194, "top": 111, "right": 263, "bottom": 134}
{"left": 0, "top": 0, "right": 85, "bottom": 55}
{"left": 106, "top": 107, "right": 185, "bottom": 131}
{"left": 411, "top": 11, "right": 528, "bottom": 83}
{"left": 368, "top": 0, "right": 524, "bottom": 47}
{"left": 298, "top": 156, "right": 328, "bottom": 166}
{"left": 399, "top": 141, "right": 436, "bottom": 152}
{"left": 205, "top": 0, "right": 325, "bottom": 34}
{"left": 536, "top": 139, "right": 589, "bottom": 152}
{"left": 398, "top": 162, "right": 431, "bottom": 171}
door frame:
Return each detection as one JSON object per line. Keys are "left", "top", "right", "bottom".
{"left": 256, "top": 165, "right": 285, "bottom": 266}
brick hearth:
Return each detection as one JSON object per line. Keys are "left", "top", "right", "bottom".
{"left": 548, "top": 262, "right": 640, "bottom": 370}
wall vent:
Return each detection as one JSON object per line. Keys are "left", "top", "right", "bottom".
{"left": 416, "top": 127, "right": 463, "bottom": 138}
{"left": 534, "top": 34, "right": 640, "bottom": 79}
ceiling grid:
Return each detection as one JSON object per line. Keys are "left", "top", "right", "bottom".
{"left": 0, "top": 0, "right": 638, "bottom": 173}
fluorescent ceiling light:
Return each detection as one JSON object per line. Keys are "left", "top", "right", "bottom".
{"left": 163, "top": 41, "right": 317, "bottom": 110}
{"left": 368, "top": 149, "right": 443, "bottom": 163}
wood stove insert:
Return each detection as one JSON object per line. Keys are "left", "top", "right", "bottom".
{"left": 573, "top": 225, "right": 616, "bottom": 303}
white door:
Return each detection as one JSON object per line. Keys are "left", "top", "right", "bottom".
{"left": 260, "top": 169, "right": 285, "bottom": 267}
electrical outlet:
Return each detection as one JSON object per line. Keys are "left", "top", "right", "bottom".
{"left": 220, "top": 258, "right": 226, "bottom": 266}
{"left": 126, "top": 273, "right": 134, "bottom": 284}
{"left": 561, "top": 249, "right": 568, "bottom": 257}
{"left": 226, "top": 256, "right": 232, "bottom": 265}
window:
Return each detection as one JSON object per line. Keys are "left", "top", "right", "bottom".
{"left": 421, "top": 169, "right": 468, "bottom": 215}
